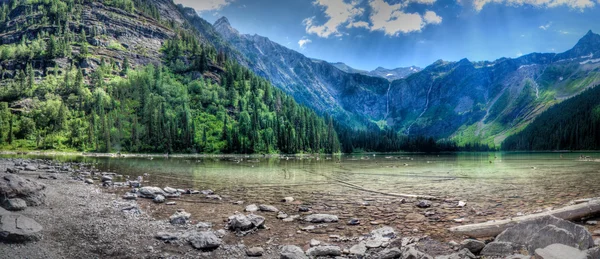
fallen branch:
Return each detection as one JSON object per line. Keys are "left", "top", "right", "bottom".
{"left": 303, "top": 170, "right": 439, "bottom": 200}
{"left": 449, "top": 198, "right": 600, "bottom": 238}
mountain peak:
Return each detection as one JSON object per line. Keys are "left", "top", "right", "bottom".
{"left": 214, "top": 16, "right": 230, "bottom": 27}
{"left": 213, "top": 16, "right": 239, "bottom": 39}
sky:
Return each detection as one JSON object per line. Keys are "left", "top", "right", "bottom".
{"left": 174, "top": 0, "right": 600, "bottom": 71}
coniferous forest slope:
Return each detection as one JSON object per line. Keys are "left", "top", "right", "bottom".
{"left": 0, "top": 0, "right": 341, "bottom": 154}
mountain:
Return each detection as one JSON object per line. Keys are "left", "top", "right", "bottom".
{"left": 0, "top": 0, "right": 341, "bottom": 154}
{"left": 330, "top": 62, "right": 421, "bottom": 81}
{"left": 200, "top": 15, "right": 600, "bottom": 146}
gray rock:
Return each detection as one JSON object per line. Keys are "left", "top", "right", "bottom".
{"left": 196, "top": 222, "right": 213, "bottom": 229}
{"left": 165, "top": 201, "right": 176, "bottom": 205}
{"left": 155, "top": 232, "right": 178, "bottom": 241}
{"left": 188, "top": 231, "right": 221, "bottom": 250}
{"left": 227, "top": 214, "right": 265, "bottom": 231}
{"left": 371, "top": 226, "right": 397, "bottom": 239}
{"left": 378, "top": 247, "right": 402, "bottom": 259}
{"left": 305, "top": 246, "right": 341, "bottom": 257}
{"left": 163, "top": 187, "right": 177, "bottom": 193}
{"left": 280, "top": 245, "right": 307, "bottom": 259}
{"left": 435, "top": 248, "right": 476, "bottom": 259}
{"left": 310, "top": 239, "right": 320, "bottom": 247}
{"left": 349, "top": 242, "right": 367, "bottom": 256}
{"left": 416, "top": 200, "right": 432, "bottom": 208}
{"left": 0, "top": 174, "right": 46, "bottom": 206}
{"left": 259, "top": 204, "right": 279, "bottom": 212}
{"left": 6, "top": 168, "right": 18, "bottom": 174}
{"left": 282, "top": 197, "right": 294, "bottom": 203}
{"left": 460, "top": 239, "right": 485, "bottom": 254}
{"left": 304, "top": 214, "right": 339, "bottom": 223}
{"left": 24, "top": 165, "right": 37, "bottom": 171}
{"left": 205, "top": 194, "right": 221, "bottom": 200}
{"left": 200, "top": 190, "right": 214, "bottom": 195}
{"left": 246, "top": 204, "right": 259, "bottom": 212}
{"left": 480, "top": 242, "right": 521, "bottom": 257}
{"left": 101, "top": 175, "right": 112, "bottom": 182}
{"left": 122, "top": 192, "right": 137, "bottom": 200}
{"left": 0, "top": 209, "right": 43, "bottom": 242}
{"left": 128, "top": 181, "right": 141, "bottom": 188}
{"left": 170, "top": 211, "right": 191, "bottom": 225}
{"left": 495, "top": 215, "right": 594, "bottom": 251}
{"left": 247, "top": 214, "right": 265, "bottom": 228}
{"left": 84, "top": 179, "right": 94, "bottom": 184}
{"left": 527, "top": 225, "right": 578, "bottom": 253}
{"left": 2, "top": 198, "right": 27, "bottom": 211}
{"left": 138, "top": 186, "right": 165, "bottom": 198}
{"left": 348, "top": 218, "right": 360, "bottom": 225}
{"left": 247, "top": 246, "right": 264, "bottom": 257}
{"left": 277, "top": 211, "right": 289, "bottom": 219}
{"left": 534, "top": 243, "right": 588, "bottom": 259}
{"left": 402, "top": 245, "right": 434, "bottom": 259}
{"left": 153, "top": 195, "right": 165, "bottom": 203}
{"left": 366, "top": 238, "right": 384, "bottom": 248}
{"left": 587, "top": 247, "right": 600, "bottom": 258}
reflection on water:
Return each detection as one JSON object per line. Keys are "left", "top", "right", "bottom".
{"left": 3, "top": 152, "right": 600, "bottom": 204}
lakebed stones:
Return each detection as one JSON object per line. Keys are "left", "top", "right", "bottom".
{"left": 480, "top": 241, "right": 522, "bottom": 257}
{"left": 187, "top": 231, "right": 221, "bottom": 250}
{"left": 245, "top": 204, "right": 259, "bottom": 212}
{"left": 282, "top": 197, "right": 294, "bottom": 203}
{"left": 280, "top": 245, "right": 307, "bottom": 259}
{"left": 377, "top": 247, "right": 402, "bottom": 259}
{"left": 84, "top": 179, "right": 94, "bottom": 184}
{"left": 153, "top": 195, "right": 166, "bottom": 203}
{"left": 155, "top": 232, "right": 179, "bottom": 241}
{"left": 304, "top": 214, "right": 338, "bottom": 223}
{"left": 0, "top": 208, "right": 43, "bottom": 242}
{"left": 246, "top": 246, "right": 264, "bottom": 257}
{"left": 460, "top": 239, "right": 485, "bottom": 254}
{"left": 0, "top": 173, "right": 46, "bottom": 207}
{"left": 416, "top": 200, "right": 432, "bottom": 208}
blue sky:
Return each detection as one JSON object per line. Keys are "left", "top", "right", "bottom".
{"left": 175, "top": 0, "right": 600, "bottom": 71}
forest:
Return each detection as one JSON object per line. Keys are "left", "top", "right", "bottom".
{"left": 502, "top": 84, "right": 600, "bottom": 151}
{"left": 0, "top": 0, "right": 482, "bottom": 154}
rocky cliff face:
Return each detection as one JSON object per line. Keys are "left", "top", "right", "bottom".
{"left": 187, "top": 12, "right": 600, "bottom": 145}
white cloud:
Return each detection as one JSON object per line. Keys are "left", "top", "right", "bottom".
{"left": 303, "top": 0, "right": 365, "bottom": 38}
{"left": 472, "top": 0, "right": 595, "bottom": 12}
{"left": 298, "top": 37, "right": 312, "bottom": 49}
{"left": 558, "top": 30, "right": 570, "bottom": 34}
{"left": 304, "top": 0, "right": 441, "bottom": 38}
{"left": 539, "top": 22, "right": 552, "bottom": 30}
{"left": 174, "top": 0, "right": 235, "bottom": 12}
{"left": 369, "top": 0, "right": 442, "bottom": 36}
{"left": 423, "top": 10, "right": 442, "bottom": 24}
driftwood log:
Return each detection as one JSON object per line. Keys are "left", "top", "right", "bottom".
{"left": 449, "top": 198, "right": 600, "bottom": 238}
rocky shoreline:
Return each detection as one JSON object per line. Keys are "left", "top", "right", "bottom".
{"left": 1, "top": 158, "right": 600, "bottom": 258}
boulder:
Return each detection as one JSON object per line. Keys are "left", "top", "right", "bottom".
{"left": 304, "top": 214, "right": 338, "bottom": 223}
{"left": 460, "top": 239, "right": 485, "bottom": 254}
{"left": 480, "top": 242, "right": 521, "bottom": 257}
{"left": 495, "top": 215, "right": 594, "bottom": 251}
{"left": 0, "top": 174, "right": 46, "bottom": 206}
{"left": 280, "top": 245, "right": 307, "bottom": 259}
{"left": 527, "top": 225, "right": 579, "bottom": 253}
{"left": 246, "top": 246, "right": 264, "bottom": 257}
{"left": 378, "top": 247, "right": 402, "bottom": 259}
{"left": 138, "top": 186, "right": 165, "bottom": 198}
{"left": 227, "top": 214, "right": 265, "bottom": 231}
{"left": 2, "top": 198, "right": 27, "bottom": 211}
{"left": 259, "top": 204, "right": 279, "bottom": 212}
{"left": 170, "top": 211, "right": 191, "bottom": 225}
{"left": 587, "top": 247, "right": 600, "bottom": 258}
{"left": 247, "top": 214, "right": 265, "bottom": 228}
{"left": 305, "top": 246, "right": 341, "bottom": 257}
{"left": 371, "top": 226, "right": 397, "bottom": 239}
{"left": 0, "top": 208, "right": 43, "bottom": 242}
{"left": 153, "top": 195, "right": 165, "bottom": 203}
{"left": 24, "top": 165, "right": 37, "bottom": 171}
{"left": 246, "top": 204, "right": 259, "bottom": 212}
{"left": 534, "top": 244, "right": 588, "bottom": 259}
{"left": 101, "top": 175, "right": 112, "bottom": 182}
{"left": 188, "top": 231, "right": 221, "bottom": 250}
